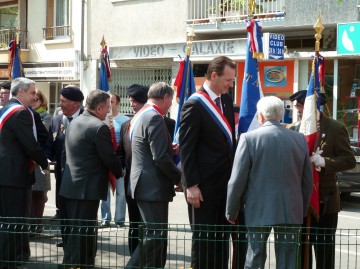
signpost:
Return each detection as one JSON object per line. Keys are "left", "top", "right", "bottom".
{"left": 337, "top": 22, "right": 360, "bottom": 55}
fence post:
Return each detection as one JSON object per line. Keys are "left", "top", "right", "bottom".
{"left": 139, "top": 224, "right": 144, "bottom": 269}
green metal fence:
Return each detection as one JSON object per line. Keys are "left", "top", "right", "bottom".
{"left": 0, "top": 217, "right": 359, "bottom": 268}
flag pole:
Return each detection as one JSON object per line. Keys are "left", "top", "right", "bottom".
{"left": 99, "top": 36, "right": 117, "bottom": 194}
{"left": 303, "top": 15, "right": 324, "bottom": 269}
{"left": 182, "top": 26, "right": 195, "bottom": 102}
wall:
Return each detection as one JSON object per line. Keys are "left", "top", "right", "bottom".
{"left": 286, "top": 0, "right": 359, "bottom": 26}
{"left": 90, "top": 0, "right": 188, "bottom": 58}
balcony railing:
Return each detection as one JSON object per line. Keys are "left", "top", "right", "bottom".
{"left": 0, "top": 29, "right": 27, "bottom": 49}
{"left": 188, "top": 0, "right": 285, "bottom": 24}
{"left": 42, "top": 25, "right": 71, "bottom": 40}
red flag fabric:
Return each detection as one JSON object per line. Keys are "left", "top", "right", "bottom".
{"left": 174, "top": 60, "right": 185, "bottom": 99}
{"left": 299, "top": 56, "right": 321, "bottom": 221}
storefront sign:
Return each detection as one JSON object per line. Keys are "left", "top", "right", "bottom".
{"left": 23, "top": 67, "right": 75, "bottom": 78}
{"left": 337, "top": 22, "right": 360, "bottom": 55}
{"left": 264, "top": 66, "right": 287, "bottom": 87}
{"left": 110, "top": 39, "right": 247, "bottom": 60}
{"left": 263, "top": 33, "right": 285, "bottom": 60}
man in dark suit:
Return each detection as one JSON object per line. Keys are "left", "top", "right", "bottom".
{"left": 118, "top": 84, "right": 149, "bottom": 255}
{"left": 45, "top": 86, "right": 84, "bottom": 220}
{"left": 125, "top": 82, "right": 181, "bottom": 269}
{"left": 179, "top": 56, "right": 237, "bottom": 269}
{"left": 59, "top": 90, "right": 122, "bottom": 269}
{"left": 0, "top": 77, "right": 48, "bottom": 269}
{"left": 118, "top": 84, "right": 176, "bottom": 255}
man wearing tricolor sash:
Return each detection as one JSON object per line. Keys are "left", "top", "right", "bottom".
{"left": 126, "top": 82, "right": 181, "bottom": 269}
{"left": 179, "top": 56, "right": 237, "bottom": 269}
{"left": 0, "top": 78, "right": 48, "bottom": 268}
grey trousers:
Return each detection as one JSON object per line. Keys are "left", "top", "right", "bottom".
{"left": 245, "top": 225, "right": 300, "bottom": 269}
{"left": 125, "top": 201, "right": 169, "bottom": 269}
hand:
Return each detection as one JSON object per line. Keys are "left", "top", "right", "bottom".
{"left": 186, "top": 185, "right": 203, "bottom": 208}
{"left": 174, "top": 184, "right": 183, "bottom": 192}
{"left": 310, "top": 147, "right": 325, "bottom": 171}
{"left": 172, "top": 143, "right": 179, "bottom": 155}
{"left": 227, "top": 219, "right": 236, "bottom": 225}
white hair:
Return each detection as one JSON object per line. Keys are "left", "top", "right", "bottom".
{"left": 256, "top": 96, "right": 285, "bottom": 121}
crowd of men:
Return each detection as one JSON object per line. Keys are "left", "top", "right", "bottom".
{"left": 0, "top": 55, "right": 356, "bottom": 269}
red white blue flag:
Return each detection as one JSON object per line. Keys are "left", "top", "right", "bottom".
{"left": 238, "top": 19, "right": 264, "bottom": 135}
{"left": 299, "top": 55, "right": 321, "bottom": 220}
{"left": 8, "top": 40, "right": 24, "bottom": 80}
{"left": 99, "top": 45, "right": 111, "bottom": 92}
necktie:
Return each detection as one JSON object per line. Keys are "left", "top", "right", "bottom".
{"left": 215, "top": 97, "right": 221, "bottom": 110}
{"left": 67, "top": 117, "right": 73, "bottom": 123}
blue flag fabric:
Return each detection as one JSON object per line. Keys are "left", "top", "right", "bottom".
{"left": 99, "top": 58, "right": 110, "bottom": 92}
{"left": 238, "top": 37, "right": 263, "bottom": 134}
{"left": 173, "top": 57, "right": 196, "bottom": 144}
{"left": 9, "top": 40, "right": 24, "bottom": 79}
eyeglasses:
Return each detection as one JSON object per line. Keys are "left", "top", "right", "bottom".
{"left": 0, "top": 92, "right": 10, "bottom": 95}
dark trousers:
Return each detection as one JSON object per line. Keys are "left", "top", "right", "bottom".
{"left": 299, "top": 213, "right": 338, "bottom": 269}
{"left": 59, "top": 197, "right": 99, "bottom": 269}
{"left": 231, "top": 212, "right": 247, "bottom": 269}
{"left": 126, "top": 201, "right": 169, "bottom": 269}
{"left": 126, "top": 194, "right": 142, "bottom": 255}
{"left": 188, "top": 194, "right": 230, "bottom": 269}
{"left": 0, "top": 186, "right": 31, "bottom": 269}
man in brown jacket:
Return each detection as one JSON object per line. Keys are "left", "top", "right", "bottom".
{"left": 300, "top": 96, "right": 356, "bottom": 269}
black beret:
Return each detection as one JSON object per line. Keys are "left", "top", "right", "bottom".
{"left": 60, "top": 86, "right": 84, "bottom": 102}
{"left": 289, "top": 90, "right": 307, "bottom": 104}
{"left": 1, "top": 81, "right": 11, "bottom": 90}
{"left": 126, "top": 84, "right": 149, "bottom": 104}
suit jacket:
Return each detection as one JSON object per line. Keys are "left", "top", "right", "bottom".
{"left": 45, "top": 109, "right": 83, "bottom": 180}
{"left": 130, "top": 109, "right": 181, "bottom": 202}
{"left": 118, "top": 120, "right": 132, "bottom": 196}
{"left": 226, "top": 121, "right": 313, "bottom": 226}
{"left": 0, "top": 98, "right": 48, "bottom": 188}
{"left": 318, "top": 114, "right": 356, "bottom": 214}
{"left": 179, "top": 88, "right": 236, "bottom": 199}
{"left": 59, "top": 110, "right": 122, "bottom": 200}
{"left": 118, "top": 116, "right": 177, "bottom": 197}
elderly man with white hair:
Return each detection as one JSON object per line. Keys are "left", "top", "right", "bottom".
{"left": 226, "top": 96, "right": 313, "bottom": 269}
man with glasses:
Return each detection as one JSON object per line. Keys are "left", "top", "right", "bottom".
{"left": 0, "top": 81, "right": 11, "bottom": 108}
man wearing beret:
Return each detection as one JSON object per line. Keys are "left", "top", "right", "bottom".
{"left": 45, "top": 86, "right": 84, "bottom": 247}
{"left": 118, "top": 84, "right": 149, "bottom": 255}
{"left": 0, "top": 80, "right": 11, "bottom": 108}
{"left": 288, "top": 90, "right": 356, "bottom": 269}
{"left": 287, "top": 90, "right": 307, "bottom": 131}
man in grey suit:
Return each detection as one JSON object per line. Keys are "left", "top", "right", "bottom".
{"left": 59, "top": 90, "right": 122, "bottom": 269}
{"left": 226, "top": 96, "right": 313, "bottom": 269}
{"left": 125, "top": 82, "right": 181, "bottom": 269}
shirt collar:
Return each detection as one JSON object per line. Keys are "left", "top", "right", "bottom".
{"left": 203, "top": 82, "right": 220, "bottom": 102}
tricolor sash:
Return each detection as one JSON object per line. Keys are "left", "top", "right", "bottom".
{"left": 0, "top": 103, "right": 37, "bottom": 172}
{"left": 189, "top": 91, "right": 233, "bottom": 148}
{"left": 0, "top": 103, "right": 25, "bottom": 130}
{"left": 129, "top": 103, "right": 163, "bottom": 142}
